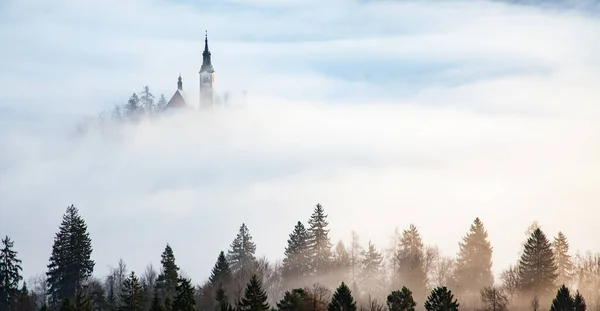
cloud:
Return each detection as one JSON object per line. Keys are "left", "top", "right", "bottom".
{"left": 1, "top": 0, "right": 600, "bottom": 286}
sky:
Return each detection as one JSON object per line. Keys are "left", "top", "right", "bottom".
{"left": 1, "top": 0, "right": 600, "bottom": 286}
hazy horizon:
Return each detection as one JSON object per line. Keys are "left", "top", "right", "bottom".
{"left": 1, "top": 0, "right": 600, "bottom": 287}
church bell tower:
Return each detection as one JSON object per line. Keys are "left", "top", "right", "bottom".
{"left": 199, "top": 31, "right": 215, "bottom": 109}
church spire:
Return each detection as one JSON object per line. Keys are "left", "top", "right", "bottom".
{"left": 200, "top": 30, "right": 214, "bottom": 73}
{"left": 177, "top": 74, "right": 182, "bottom": 90}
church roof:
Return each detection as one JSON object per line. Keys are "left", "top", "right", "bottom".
{"left": 164, "top": 75, "right": 190, "bottom": 110}
{"left": 200, "top": 31, "right": 214, "bottom": 74}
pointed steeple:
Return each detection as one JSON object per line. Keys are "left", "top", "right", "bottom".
{"left": 200, "top": 30, "right": 214, "bottom": 73}
{"left": 177, "top": 74, "right": 183, "bottom": 90}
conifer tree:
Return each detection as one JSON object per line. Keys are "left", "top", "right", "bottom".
{"left": 227, "top": 224, "right": 257, "bottom": 286}
{"left": 395, "top": 224, "right": 427, "bottom": 303}
{"left": 387, "top": 287, "right": 416, "bottom": 311}
{"left": 173, "top": 277, "right": 196, "bottom": 311}
{"left": 40, "top": 304, "right": 49, "bottom": 311}
{"left": 156, "top": 94, "right": 167, "bottom": 111}
{"left": 210, "top": 251, "right": 233, "bottom": 288}
{"left": 277, "top": 288, "right": 311, "bottom": 311}
{"left": 518, "top": 228, "right": 558, "bottom": 301}
{"left": 10, "top": 282, "right": 36, "bottom": 311}
{"left": 307, "top": 204, "right": 333, "bottom": 276}
{"left": 282, "top": 222, "right": 311, "bottom": 285}
{"left": 454, "top": 218, "right": 494, "bottom": 296}
{"left": 119, "top": 271, "right": 144, "bottom": 311}
{"left": 139, "top": 86, "right": 155, "bottom": 113}
{"left": 573, "top": 291, "right": 586, "bottom": 311}
{"left": 238, "top": 274, "right": 270, "bottom": 311}
{"left": 550, "top": 285, "right": 573, "bottom": 311}
{"left": 125, "top": 93, "right": 141, "bottom": 119}
{"left": 156, "top": 244, "right": 180, "bottom": 301}
{"left": 46, "top": 205, "right": 95, "bottom": 306}
{"left": 328, "top": 282, "right": 356, "bottom": 311}
{"left": 553, "top": 232, "right": 574, "bottom": 287}
{"left": 60, "top": 298, "right": 76, "bottom": 311}
{"left": 215, "top": 283, "right": 235, "bottom": 311}
{"left": 75, "top": 289, "right": 92, "bottom": 311}
{"left": 360, "top": 241, "right": 383, "bottom": 294}
{"left": 0, "top": 236, "right": 23, "bottom": 309}
{"left": 150, "top": 289, "right": 164, "bottom": 311}
{"left": 164, "top": 297, "right": 173, "bottom": 311}
{"left": 424, "top": 287, "right": 459, "bottom": 311}
{"left": 349, "top": 231, "right": 362, "bottom": 284}
{"left": 332, "top": 241, "right": 351, "bottom": 283}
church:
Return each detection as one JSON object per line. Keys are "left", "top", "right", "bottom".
{"left": 164, "top": 31, "right": 216, "bottom": 111}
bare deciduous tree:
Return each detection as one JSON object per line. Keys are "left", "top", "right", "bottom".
{"left": 480, "top": 286, "right": 509, "bottom": 311}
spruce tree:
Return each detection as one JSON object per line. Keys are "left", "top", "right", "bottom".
{"left": 573, "top": 291, "right": 586, "bottom": 311}
{"left": 60, "top": 298, "right": 76, "bottom": 311}
{"left": 395, "top": 224, "right": 427, "bottom": 303}
{"left": 125, "top": 93, "right": 141, "bottom": 119}
{"left": 238, "top": 274, "right": 269, "bottom": 311}
{"left": 360, "top": 241, "right": 383, "bottom": 293}
{"left": 454, "top": 218, "right": 494, "bottom": 296}
{"left": 10, "top": 282, "right": 36, "bottom": 311}
{"left": 387, "top": 287, "right": 416, "bottom": 311}
{"left": 209, "top": 251, "right": 233, "bottom": 288}
{"left": 156, "top": 244, "right": 180, "bottom": 301}
{"left": 328, "top": 282, "right": 356, "bottom": 311}
{"left": 518, "top": 228, "right": 558, "bottom": 301}
{"left": 173, "top": 277, "right": 196, "bottom": 311}
{"left": 0, "top": 236, "right": 23, "bottom": 309}
{"left": 277, "top": 288, "right": 310, "bottom": 311}
{"left": 149, "top": 288, "right": 164, "bottom": 311}
{"left": 227, "top": 224, "right": 257, "bottom": 286}
{"left": 553, "top": 232, "right": 574, "bottom": 287}
{"left": 156, "top": 94, "right": 167, "bottom": 111}
{"left": 139, "top": 86, "right": 155, "bottom": 113}
{"left": 75, "top": 289, "right": 92, "bottom": 311}
{"left": 332, "top": 241, "right": 351, "bottom": 283}
{"left": 215, "top": 283, "right": 235, "bottom": 311}
{"left": 307, "top": 204, "right": 333, "bottom": 276}
{"left": 550, "top": 285, "right": 573, "bottom": 311}
{"left": 119, "top": 271, "right": 144, "bottom": 311}
{"left": 46, "top": 205, "right": 95, "bottom": 306}
{"left": 282, "top": 221, "right": 311, "bottom": 285}
{"left": 424, "top": 287, "right": 459, "bottom": 311}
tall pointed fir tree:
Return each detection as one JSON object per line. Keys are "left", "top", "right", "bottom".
{"left": 307, "top": 204, "right": 333, "bottom": 277}
{"left": 454, "top": 218, "right": 494, "bottom": 300}
{"left": 238, "top": 274, "right": 270, "bottom": 311}
{"left": 424, "top": 287, "right": 459, "bottom": 311}
{"left": 173, "top": 277, "right": 196, "bottom": 311}
{"left": 360, "top": 241, "right": 383, "bottom": 295}
{"left": 0, "top": 236, "right": 23, "bottom": 309}
{"left": 150, "top": 288, "right": 164, "bottom": 311}
{"left": 518, "top": 228, "right": 558, "bottom": 303}
{"left": 550, "top": 285, "right": 573, "bottom": 311}
{"left": 332, "top": 241, "right": 351, "bottom": 283}
{"left": 156, "top": 244, "right": 180, "bottom": 301}
{"left": 156, "top": 94, "right": 167, "bottom": 111}
{"left": 553, "top": 232, "right": 574, "bottom": 287}
{"left": 119, "top": 271, "right": 144, "bottom": 311}
{"left": 395, "top": 224, "right": 428, "bottom": 303}
{"left": 46, "top": 205, "right": 95, "bottom": 307}
{"left": 139, "top": 85, "right": 155, "bottom": 113}
{"left": 573, "top": 291, "right": 586, "bottom": 311}
{"left": 277, "top": 288, "right": 311, "bottom": 311}
{"left": 282, "top": 221, "right": 311, "bottom": 287}
{"left": 215, "top": 283, "right": 235, "bottom": 311}
{"left": 227, "top": 223, "right": 257, "bottom": 289}
{"left": 328, "top": 282, "right": 357, "bottom": 311}
{"left": 198, "top": 251, "right": 234, "bottom": 311}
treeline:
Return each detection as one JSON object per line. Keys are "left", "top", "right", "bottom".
{"left": 1, "top": 204, "right": 599, "bottom": 311}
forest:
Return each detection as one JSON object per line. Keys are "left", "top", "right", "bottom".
{"left": 1, "top": 203, "right": 599, "bottom": 311}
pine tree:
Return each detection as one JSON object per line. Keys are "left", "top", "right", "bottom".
{"left": 125, "top": 93, "right": 141, "bottom": 119}
{"left": 60, "top": 298, "right": 76, "bottom": 311}
{"left": 119, "top": 271, "right": 144, "bottom": 311}
{"left": 480, "top": 286, "right": 508, "bottom": 311}
{"left": 454, "top": 218, "right": 494, "bottom": 297}
{"left": 164, "top": 297, "right": 173, "bottom": 311}
{"left": 518, "top": 228, "right": 558, "bottom": 301}
{"left": 149, "top": 288, "right": 164, "bottom": 311}
{"left": 332, "top": 241, "right": 351, "bottom": 283}
{"left": 75, "top": 289, "right": 92, "bottom": 311}
{"left": 40, "top": 304, "right": 49, "bottom": 311}
{"left": 360, "top": 241, "right": 383, "bottom": 294}
{"left": 550, "top": 285, "right": 573, "bottom": 311}
{"left": 227, "top": 223, "right": 257, "bottom": 287}
{"left": 139, "top": 86, "right": 155, "bottom": 113}
{"left": 210, "top": 251, "right": 233, "bottom": 288}
{"left": 215, "top": 283, "right": 235, "bottom": 311}
{"left": 173, "top": 277, "right": 196, "bottom": 311}
{"left": 387, "top": 287, "right": 416, "bottom": 311}
{"left": 282, "top": 222, "right": 311, "bottom": 285}
{"left": 328, "top": 282, "right": 356, "bottom": 311}
{"left": 10, "top": 282, "right": 36, "bottom": 311}
{"left": 553, "top": 232, "right": 574, "bottom": 287}
{"left": 238, "top": 274, "right": 269, "bottom": 311}
{"left": 424, "top": 287, "right": 459, "bottom": 311}
{"left": 156, "top": 244, "right": 180, "bottom": 301}
{"left": 46, "top": 205, "right": 95, "bottom": 306}
{"left": 307, "top": 204, "right": 333, "bottom": 276}
{"left": 395, "top": 224, "right": 427, "bottom": 303}
{"left": 156, "top": 94, "right": 167, "bottom": 111}
{"left": 277, "top": 288, "right": 311, "bottom": 311}
{"left": 0, "top": 236, "right": 23, "bottom": 309}
{"left": 573, "top": 291, "right": 586, "bottom": 311}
